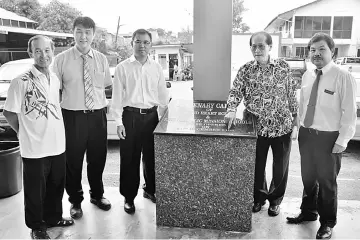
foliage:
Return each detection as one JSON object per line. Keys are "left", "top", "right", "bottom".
{"left": 115, "top": 43, "right": 133, "bottom": 62}
{"left": 0, "top": 0, "right": 41, "bottom": 22}
{"left": 178, "top": 26, "right": 193, "bottom": 44}
{"left": 232, "top": 0, "right": 250, "bottom": 34}
{"left": 37, "top": 0, "right": 82, "bottom": 33}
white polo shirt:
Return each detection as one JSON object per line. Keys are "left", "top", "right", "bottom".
{"left": 4, "top": 65, "right": 65, "bottom": 158}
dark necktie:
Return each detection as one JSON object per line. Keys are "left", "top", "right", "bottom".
{"left": 303, "top": 69, "right": 322, "bottom": 128}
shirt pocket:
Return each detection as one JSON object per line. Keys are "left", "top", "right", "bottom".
{"left": 319, "top": 89, "right": 337, "bottom": 109}
{"left": 93, "top": 71, "right": 105, "bottom": 88}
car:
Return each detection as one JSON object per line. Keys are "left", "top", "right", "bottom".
{"left": 282, "top": 58, "right": 308, "bottom": 88}
{"left": 0, "top": 59, "right": 172, "bottom": 140}
{"left": 335, "top": 57, "right": 360, "bottom": 73}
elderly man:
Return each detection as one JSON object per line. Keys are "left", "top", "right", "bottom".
{"left": 3, "top": 35, "right": 74, "bottom": 239}
{"left": 286, "top": 33, "right": 357, "bottom": 239}
{"left": 225, "top": 31, "right": 299, "bottom": 217}
{"left": 110, "top": 29, "right": 169, "bottom": 214}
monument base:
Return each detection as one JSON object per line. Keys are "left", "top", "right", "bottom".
{"left": 154, "top": 99, "right": 257, "bottom": 232}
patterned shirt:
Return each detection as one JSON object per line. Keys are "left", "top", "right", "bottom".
{"left": 227, "top": 58, "right": 299, "bottom": 138}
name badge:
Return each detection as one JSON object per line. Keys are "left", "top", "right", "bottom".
{"left": 324, "top": 89, "right": 334, "bottom": 95}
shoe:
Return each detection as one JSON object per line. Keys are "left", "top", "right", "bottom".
{"left": 124, "top": 200, "right": 135, "bottom": 214}
{"left": 47, "top": 217, "right": 74, "bottom": 228}
{"left": 90, "top": 197, "right": 111, "bottom": 211}
{"left": 316, "top": 225, "right": 332, "bottom": 239}
{"left": 143, "top": 191, "right": 156, "bottom": 203}
{"left": 268, "top": 205, "right": 280, "bottom": 216}
{"left": 70, "top": 203, "right": 83, "bottom": 219}
{"left": 252, "top": 201, "right": 265, "bottom": 213}
{"left": 30, "top": 229, "right": 51, "bottom": 239}
{"left": 286, "top": 212, "right": 318, "bottom": 224}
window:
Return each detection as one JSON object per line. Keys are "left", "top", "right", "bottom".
{"left": 294, "top": 16, "right": 331, "bottom": 38}
{"left": 333, "top": 16, "right": 352, "bottom": 39}
{"left": 295, "top": 47, "right": 309, "bottom": 58}
{"left": 10, "top": 20, "right": 19, "bottom": 27}
{"left": 19, "top": 21, "right": 26, "bottom": 28}
{"left": 2, "top": 19, "right": 10, "bottom": 26}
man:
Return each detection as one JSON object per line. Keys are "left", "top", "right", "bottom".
{"left": 52, "top": 16, "right": 112, "bottom": 219}
{"left": 286, "top": 33, "right": 357, "bottom": 239}
{"left": 225, "top": 31, "right": 298, "bottom": 217}
{"left": 3, "top": 35, "right": 74, "bottom": 239}
{"left": 110, "top": 29, "right": 169, "bottom": 214}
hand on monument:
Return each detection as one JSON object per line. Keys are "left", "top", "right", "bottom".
{"left": 117, "top": 125, "right": 126, "bottom": 139}
{"left": 224, "top": 112, "right": 236, "bottom": 130}
{"left": 332, "top": 143, "right": 346, "bottom": 153}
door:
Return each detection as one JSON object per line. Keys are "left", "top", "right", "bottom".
{"left": 168, "top": 54, "right": 178, "bottom": 80}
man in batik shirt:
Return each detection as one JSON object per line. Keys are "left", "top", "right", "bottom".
{"left": 225, "top": 31, "right": 299, "bottom": 217}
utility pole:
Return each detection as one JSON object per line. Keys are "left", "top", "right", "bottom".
{"left": 114, "top": 16, "right": 120, "bottom": 49}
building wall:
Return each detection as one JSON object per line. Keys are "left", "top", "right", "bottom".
{"left": 150, "top": 46, "right": 183, "bottom": 80}
{"left": 290, "top": 0, "right": 360, "bottom": 56}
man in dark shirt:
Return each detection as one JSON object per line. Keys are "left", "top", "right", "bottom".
{"left": 225, "top": 31, "right": 299, "bottom": 217}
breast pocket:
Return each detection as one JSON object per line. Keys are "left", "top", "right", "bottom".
{"left": 93, "top": 71, "right": 105, "bottom": 88}
{"left": 319, "top": 89, "right": 338, "bottom": 109}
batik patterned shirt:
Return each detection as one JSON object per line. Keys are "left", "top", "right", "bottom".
{"left": 227, "top": 58, "right": 299, "bottom": 138}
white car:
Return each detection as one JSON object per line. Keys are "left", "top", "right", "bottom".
{"left": 0, "top": 59, "right": 171, "bottom": 140}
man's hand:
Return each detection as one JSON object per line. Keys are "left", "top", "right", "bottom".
{"left": 224, "top": 112, "right": 237, "bottom": 130}
{"left": 117, "top": 125, "right": 126, "bottom": 139}
{"left": 291, "top": 126, "right": 298, "bottom": 141}
{"left": 332, "top": 143, "right": 346, "bottom": 153}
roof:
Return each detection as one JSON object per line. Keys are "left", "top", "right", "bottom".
{"left": 264, "top": 0, "right": 321, "bottom": 30}
{"left": 0, "top": 25, "right": 73, "bottom": 39}
{"left": 0, "top": 7, "right": 36, "bottom": 23}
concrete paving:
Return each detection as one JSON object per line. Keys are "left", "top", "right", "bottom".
{"left": 1, "top": 185, "right": 360, "bottom": 239}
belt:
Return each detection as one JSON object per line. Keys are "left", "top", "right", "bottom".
{"left": 63, "top": 108, "right": 103, "bottom": 114}
{"left": 301, "top": 126, "right": 338, "bottom": 135}
{"left": 124, "top": 106, "right": 157, "bottom": 114}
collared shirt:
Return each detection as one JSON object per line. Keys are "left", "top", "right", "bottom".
{"left": 110, "top": 55, "right": 170, "bottom": 126}
{"left": 4, "top": 65, "right": 65, "bottom": 158}
{"left": 300, "top": 61, "right": 357, "bottom": 147}
{"left": 227, "top": 58, "right": 298, "bottom": 138}
{"left": 52, "top": 47, "right": 112, "bottom": 110}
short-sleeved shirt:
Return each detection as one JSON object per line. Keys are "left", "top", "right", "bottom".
{"left": 4, "top": 65, "right": 65, "bottom": 158}
{"left": 52, "top": 47, "right": 112, "bottom": 110}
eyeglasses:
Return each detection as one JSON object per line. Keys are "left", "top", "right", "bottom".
{"left": 250, "top": 44, "right": 267, "bottom": 51}
{"left": 134, "top": 40, "right": 151, "bottom": 46}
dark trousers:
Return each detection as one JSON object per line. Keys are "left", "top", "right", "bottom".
{"left": 62, "top": 108, "right": 108, "bottom": 204}
{"left": 119, "top": 109, "right": 159, "bottom": 202}
{"left": 22, "top": 152, "right": 66, "bottom": 230}
{"left": 298, "top": 127, "right": 341, "bottom": 228}
{"left": 253, "top": 132, "right": 291, "bottom": 205}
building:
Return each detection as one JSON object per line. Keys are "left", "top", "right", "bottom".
{"left": 150, "top": 44, "right": 193, "bottom": 80}
{"left": 0, "top": 7, "right": 73, "bottom": 64}
{"left": 264, "top": 0, "right": 360, "bottom": 58}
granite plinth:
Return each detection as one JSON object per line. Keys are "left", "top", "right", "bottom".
{"left": 154, "top": 99, "right": 257, "bottom": 232}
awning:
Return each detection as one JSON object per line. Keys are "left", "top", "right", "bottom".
{"left": 0, "top": 26, "right": 73, "bottom": 39}
{"left": 0, "top": 8, "right": 36, "bottom": 23}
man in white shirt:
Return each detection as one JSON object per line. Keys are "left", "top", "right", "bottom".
{"left": 3, "top": 35, "right": 74, "bottom": 239}
{"left": 110, "top": 29, "right": 169, "bottom": 214}
{"left": 286, "top": 33, "right": 357, "bottom": 239}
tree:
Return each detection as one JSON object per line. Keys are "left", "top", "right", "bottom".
{"left": 0, "top": 0, "right": 42, "bottom": 22}
{"left": 232, "top": 0, "right": 250, "bottom": 34}
{"left": 178, "top": 26, "right": 193, "bottom": 44}
{"left": 37, "top": 0, "right": 82, "bottom": 33}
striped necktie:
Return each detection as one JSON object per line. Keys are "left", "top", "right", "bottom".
{"left": 303, "top": 69, "right": 322, "bottom": 128}
{"left": 81, "top": 54, "right": 95, "bottom": 110}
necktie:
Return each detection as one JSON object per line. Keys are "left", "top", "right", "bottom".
{"left": 81, "top": 54, "right": 95, "bottom": 110}
{"left": 303, "top": 69, "right": 322, "bottom": 128}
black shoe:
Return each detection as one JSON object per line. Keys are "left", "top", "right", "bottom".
{"left": 31, "top": 229, "right": 51, "bottom": 239}
{"left": 316, "top": 225, "right": 332, "bottom": 239}
{"left": 124, "top": 200, "right": 135, "bottom": 214}
{"left": 143, "top": 191, "right": 156, "bottom": 203}
{"left": 47, "top": 217, "right": 74, "bottom": 228}
{"left": 90, "top": 197, "right": 111, "bottom": 211}
{"left": 286, "top": 212, "right": 318, "bottom": 224}
{"left": 252, "top": 202, "right": 265, "bottom": 213}
{"left": 268, "top": 205, "right": 280, "bottom": 216}
{"left": 70, "top": 203, "right": 83, "bottom": 219}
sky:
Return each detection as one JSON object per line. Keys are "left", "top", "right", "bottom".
{"left": 38, "top": 0, "right": 316, "bottom": 34}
